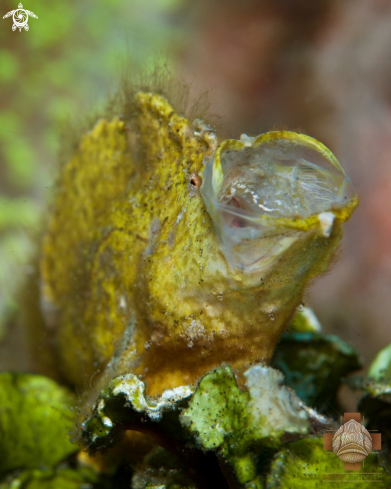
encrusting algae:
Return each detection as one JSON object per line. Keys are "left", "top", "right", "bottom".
{"left": 37, "top": 82, "right": 358, "bottom": 406}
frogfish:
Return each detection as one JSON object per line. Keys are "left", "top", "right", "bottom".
{"left": 33, "top": 83, "right": 357, "bottom": 403}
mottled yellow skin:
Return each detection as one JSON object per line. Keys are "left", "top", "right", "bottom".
{"left": 41, "top": 92, "right": 355, "bottom": 397}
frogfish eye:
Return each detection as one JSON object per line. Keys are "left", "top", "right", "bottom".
{"left": 200, "top": 131, "right": 357, "bottom": 272}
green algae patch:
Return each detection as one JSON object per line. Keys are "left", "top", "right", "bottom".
{"left": 181, "top": 365, "right": 312, "bottom": 487}
{"left": 83, "top": 365, "right": 329, "bottom": 488}
{"left": 0, "top": 373, "right": 78, "bottom": 476}
{"left": 272, "top": 332, "right": 362, "bottom": 411}
{"left": 0, "top": 466, "right": 99, "bottom": 489}
{"left": 180, "top": 365, "right": 249, "bottom": 451}
{"left": 368, "top": 342, "right": 391, "bottom": 381}
{"left": 266, "top": 437, "right": 391, "bottom": 489}
{"left": 288, "top": 305, "right": 321, "bottom": 333}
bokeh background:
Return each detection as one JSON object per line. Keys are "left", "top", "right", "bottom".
{"left": 1, "top": 0, "right": 391, "bottom": 378}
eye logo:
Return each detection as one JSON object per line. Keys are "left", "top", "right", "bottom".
{"left": 323, "top": 413, "right": 381, "bottom": 471}
{"left": 3, "top": 3, "right": 38, "bottom": 32}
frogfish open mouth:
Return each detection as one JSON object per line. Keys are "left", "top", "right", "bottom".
{"left": 201, "top": 132, "right": 356, "bottom": 272}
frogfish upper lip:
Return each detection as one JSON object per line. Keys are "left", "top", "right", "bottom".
{"left": 200, "top": 131, "right": 358, "bottom": 272}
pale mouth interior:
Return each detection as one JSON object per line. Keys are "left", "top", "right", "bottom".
{"left": 200, "top": 135, "right": 356, "bottom": 271}
{"left": 218, "top": 141, "right": 355, "bottom": 229}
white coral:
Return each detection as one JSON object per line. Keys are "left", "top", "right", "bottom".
{"left": 244, "top": 364, "right": 309, "bottom": 438}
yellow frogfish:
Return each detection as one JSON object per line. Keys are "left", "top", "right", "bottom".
{"left": 35, "top": 88, "right": 357, "bottom": 400}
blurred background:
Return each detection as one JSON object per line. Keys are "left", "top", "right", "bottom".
{"left": 1, "top": 0, "right": 391, "bottom": 377}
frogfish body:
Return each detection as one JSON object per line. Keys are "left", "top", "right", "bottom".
{"left": 38, "top": 91, "right": 357, "bottom": 398}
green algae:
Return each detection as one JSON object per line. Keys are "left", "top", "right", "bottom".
{"left": 82, "top": 364, "right": 327, "bottom": 488}
{"left": 288, "top": 305, "right": 321, "bottom": 333}
{"left": 0, "top": 466, "right": 99, "bottom": 489}
{"left": 368, "top": 342, "right": 391, "bottom": 381}
{"left": 180, "top": 365, "right": 250, "bottom": 451}
{"left": 0, "top": 373, "right": 78, "bottom": 476}
{"left": 266, "top": 437, "right": 391, "bottom": 489}
{"left": 0, "top": 335, "right": 379, "bottom": 488}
